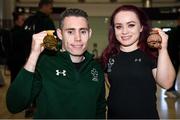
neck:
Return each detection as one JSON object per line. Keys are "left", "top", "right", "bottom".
{"left": 120, "top": 42, "right": 139, "bottom": 52}
{"left": 70, "top": 55, "right": 85, "bottom": 63}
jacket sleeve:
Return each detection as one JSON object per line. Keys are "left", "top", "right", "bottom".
{"left": 6, "top": 68, "right": 42, "bottom": 113}
{"left": 96, "top": 74, "right": 106, "bottom": 118}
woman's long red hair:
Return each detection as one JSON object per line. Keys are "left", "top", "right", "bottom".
{"left": 101, "top": 5, "right": 157, "bottom": 70}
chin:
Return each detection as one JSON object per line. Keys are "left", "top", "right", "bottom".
{"left": 70, "top": 52, "right": 84, "bottom": 56}
{"left": 71, "top": 49, "right": 86, "bottom": 55}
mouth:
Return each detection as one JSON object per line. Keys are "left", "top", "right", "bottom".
{"left": 71, "top": 44, "right": 83, "bottom": 49}
{"left": 121, "top": 36, "right": 131, "bottom": 40}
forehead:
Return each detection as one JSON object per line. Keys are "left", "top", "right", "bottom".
{"left": 18, "top": 15, "right": 25, "bottom": 20}
{"left": 114, "top": 11, "right": 139, "bottom": 23}
{"left": 62, "top": 16, "right": 89, "bottom": 29}
{"left": 44, "top": 3, "right": 52, "bottom": 7}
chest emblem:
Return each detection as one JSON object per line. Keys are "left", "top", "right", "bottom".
{"left": 134, "top": 58, "right": 142, "bottom": 62}
{"left": 107, "top": 58, "right": 115, "bottom": 73}
{"left": 91, "top": 68, "right": 98, "bottom": 82}
{"left": 56, "top": 69, "right": 66, "bottom": 76}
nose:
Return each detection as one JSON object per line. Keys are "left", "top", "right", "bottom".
{"left": 74, "top": 31, "right": 81, "bottom": 42}
{"left": 122, "top": 27, "right": 128, "bottom": 34}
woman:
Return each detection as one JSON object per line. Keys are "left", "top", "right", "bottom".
{"left": 101, "top": 5, "right": 175, "bottom": 119}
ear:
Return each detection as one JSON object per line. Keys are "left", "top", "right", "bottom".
{"left": 89, "top": 28, "right": 92, "bottom": 39}
{"left": 56, "top": 28, "right": 62, "bottom": 40}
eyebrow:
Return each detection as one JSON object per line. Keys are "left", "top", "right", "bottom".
{"left": 64, "top": 28, "right": 89, "bottom": 31}
{"left": 114, "top": 21, "right": 136, "bottom": 25}
{"left": 127, "top": 21, "right": 136, "bottom": 24}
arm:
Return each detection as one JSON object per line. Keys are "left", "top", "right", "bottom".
{"left": 152, "top": 28, "right": 176, "bottom": 89}
{"left": 105, "top": 73, "right": 110, "bottom": 99}
{"left": 6, "top": 31, "right": 47, "bottom": 113}
{"left": 6, "top": 69, "right": 42, "bottom": 113}
{"left": 96, "top": 73, "right": 106, "bottom": 118}
{"left": 24, "top": 31, "right": 47, "bottom": 72}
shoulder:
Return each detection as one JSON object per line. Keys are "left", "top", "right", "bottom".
{"left": 138, "top": 49, "right": 157, "bottom": 68}
{"left": 37, "top": 51, "right": 58, "bottom": 64}
{"left": 25, "top": 15, "right": 36, "bottom": 23}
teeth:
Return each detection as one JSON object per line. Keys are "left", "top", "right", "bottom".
{"left": 72, "top": 45, "right": 82, "bottom": 48}
{"left": 122, "top": 36, "right": 130, "bottom": 40}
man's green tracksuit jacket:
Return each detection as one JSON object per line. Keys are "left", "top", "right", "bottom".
{"left": 6, "top": 51, "right": 106, "bottom": 119}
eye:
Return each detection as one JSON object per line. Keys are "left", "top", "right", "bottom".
{"left": 67, "top": 30, "right": 74, "bottom": 34}
{"left": 128, "top": 24, "right": 135, "bottom": 28}
{"left": 81, "top": 30, "right": 88, "bottom": 34}
{"left": 115, "top": 25, "right": 122, "bottom": 29}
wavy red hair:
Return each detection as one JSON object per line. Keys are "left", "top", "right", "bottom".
{"left": 101, "top": 5, "right": 157, "bottom": 69}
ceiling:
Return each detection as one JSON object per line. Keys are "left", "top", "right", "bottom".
{"left": 16, "top": 0, "right": 180, "bottom": 16}
{"left": 17, "top": 0, "right": 179, "bottom": 4}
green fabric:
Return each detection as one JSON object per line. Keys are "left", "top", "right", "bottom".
{"left": 6, "top": 51, "right": 106, "bottom": 119}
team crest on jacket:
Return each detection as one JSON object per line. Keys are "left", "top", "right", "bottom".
{"left": 107, "top": 58, "right": 115, "bottom": 73}
{"left": 91, "top": 68, "right": 98, "bottom": 82}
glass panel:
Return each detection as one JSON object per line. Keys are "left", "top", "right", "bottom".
{"left": 88, "top": 17, "right": 109, "bottom": 58}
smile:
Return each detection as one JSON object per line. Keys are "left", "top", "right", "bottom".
{"left": 71, "top": 44, "right": 83, "bottom": 48}
{"left": 121, "top": 36, "right": 131, "bottom": 40}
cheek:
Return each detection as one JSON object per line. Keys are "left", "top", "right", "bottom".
{"left": 134, "top": 30, "right": 141, "bottom": 37}
{"left": 84, "top": 37, "right": 89, "bottom": 42}
{"left": 65, "top": 41, "right": 70, "bottom": 48}
{"left": 114, "top": 30, "right": 122, "bottom": 40}
{"left": 84, "top": 42, "right": 88, "bottom": 48}
{"left": 63, "top": 38, "right": 70, "bottom": 49}
{"left": 63, "top": 35, "right": 72, "bottom": 43}
{"left": 134, "top": 26, "right": 142, "bottom": 34}
{"left": 81, "top": 36, "right": 89, "bottom": 43}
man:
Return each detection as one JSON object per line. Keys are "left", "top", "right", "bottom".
{"left": 6, "top": 8, "right": 106, "bottom": 119}
{"left": 34, "top": 0, "right": 55, "bottom": 32}
{"left": 23, "top": 0, "right": 55, "bottom": 58}
{"left": 7, "top": 12, "right": 26, "bottom": 84}
{"left": 24, "top": 0, "right": 55, "bottom": 33}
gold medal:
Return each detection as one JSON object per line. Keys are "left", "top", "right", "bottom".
{"left": 42, "top": 30, "right": 58, "bottom": 51}
{"left": 147, "top": 30, "right": 162, "bottom": 49}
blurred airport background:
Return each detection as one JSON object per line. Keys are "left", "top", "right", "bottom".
{"left": 0, "top": 0, "right": 180, "bottom": 119}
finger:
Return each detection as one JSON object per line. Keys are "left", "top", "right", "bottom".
{"left": 158, "top": 30, "right": 168, "bottom": 40}
{"left": 152, "top": 28, "right": 161, "bottom": 32}
{"left": 157, "top": 43, "right": 162, "bottom": 49}
{"left": 147, "top": 35, "right": 158, "bottom": 43}
{"left": 154, "top": 42, "right": 162, "bottom": 49}
{"left": 150, "top": 30, "right": 158, "bottom": 34}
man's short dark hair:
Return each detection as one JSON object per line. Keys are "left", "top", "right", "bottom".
{"left": 59, "top": 8, "right": 89, "bottom": 29}
{"left": 38, "top": 0, "right": 53, "bottom": 8}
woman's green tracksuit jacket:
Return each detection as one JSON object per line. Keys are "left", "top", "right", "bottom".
{"left": 6, "top": 51, "right": 106, "bottom": 119}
